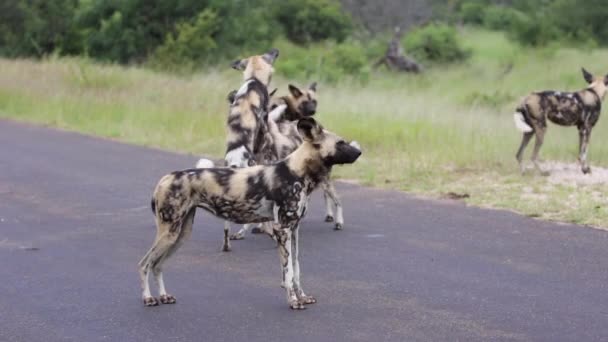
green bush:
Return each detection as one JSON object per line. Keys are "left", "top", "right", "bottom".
{"left": 459, "top": 1, "right": 487, "bottom": 25}
{"left": 0, "top": 0, "right": 79, "bottom": 57}
{"left": 150, "top": 10, "right": 219, "bottom": 71}
{"left": 404, "top": 24, "right": 471, "bottom": 64}
{"left": 273, "top": 39, "right": 370, "bottom": 84}
{"left": 483, "top": 6, "right": 525, "bottom": 31}
{"left": 508, "top": 14, "right": 560, "bottom": 46}
{"left": 275, "top": 0, "right": 352, "bottom": 45}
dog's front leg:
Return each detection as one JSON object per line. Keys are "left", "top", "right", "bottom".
{"left": 578, "top": 126, "right": 592, "bottom": 174}
{"left": 275, "top": 227, "right": 303, "bottom": 310}
{"left": 322, "top": 180, "right": 343, "bottom": 230}
{"left": 292, "top": 224, "right": 316, "bottom": 305}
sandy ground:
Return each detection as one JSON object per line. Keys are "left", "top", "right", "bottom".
{"left": 543, "top": 161, "right": 608, "bottom": 186}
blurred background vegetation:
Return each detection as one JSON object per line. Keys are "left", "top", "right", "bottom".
{"left": 3, "top": 0, "right": 608, "bottom": 227}
{"left": 2, "top": 0, "right": 608, "bottom": 82}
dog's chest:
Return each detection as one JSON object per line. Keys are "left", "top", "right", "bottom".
{"left": 274, "top": 180, "right": 315, "bottom": 225}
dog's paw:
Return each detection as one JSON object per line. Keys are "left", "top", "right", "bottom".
{"left": 143, "top": 297, "right": 159, "bottom": 307}
{"left": 324, "top": 215, "right": 334, "bottom": 223}
{"left": 229, "top": 233, "right": 244, "bottom": 240}
{"left": 159, "top": 294, "right": 176, "bottom": 304}
{"left": 289, "top": 301, "right": 306, "bottom": 310}
{"left": 298, "top": 295, "right": 317, "bottom": 305}
{"left": 334, "top": 223, "right": 343, "bottom": 231}
{"left": 221, "top": 243, "right": 232, "bottom": 252}
{"left": 582, "top": 166, "right": 592, "bottom": 174}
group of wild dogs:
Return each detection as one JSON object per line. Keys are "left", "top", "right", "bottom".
{"left": 138, "top": 46, "right": 607, "bottom": 310}
{"left": 139, "top": 48, "right": 361, "bottom": 310}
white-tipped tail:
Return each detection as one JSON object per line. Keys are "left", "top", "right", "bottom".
{"left": 269, "top": 104, "right": 287, "bottom": 122}
{"left": 195, "top": 158, "right": 215, "bottom": 169}
{"left": 513, "top": 112, "right": 533, "bottom": 133}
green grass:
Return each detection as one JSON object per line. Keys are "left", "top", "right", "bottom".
{"left": 1, "top": 28, "right": 608, "bottom": 229}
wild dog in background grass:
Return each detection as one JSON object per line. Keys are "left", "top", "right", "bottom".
{"left": 196, "top": 48, "right": 279, "bottom": 251}
{"left": 140, "top": 117, "right": 362, "bottom": 309}
{"left": 268, "top": 83, "right": 352, "bottom": 230}
{"left": 514, "top": 68, "right": 607, "bottom": 174}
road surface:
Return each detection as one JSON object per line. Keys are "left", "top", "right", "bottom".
{"left": 1, "top": 120, "right": 607, "bottom": 341}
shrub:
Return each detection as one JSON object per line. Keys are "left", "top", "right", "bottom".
{"left": 275, "top": 0, "right": 352, "bottom": 45}
{"left": 150, "top": 10, "right": 219, "bottom": 71}
{"left": 482, "top": 6, "right": 525, "bottom": 31}
{"left": 508, "top": 14, "right": 561, "bottom": 47}
{"left": 273, "top": 39, "right": 369, "bottom": 84}
{"left": 404, "top": 24, "right": 471, "bottom": 64}
{"left": 459, "top": 1, "right": 487, "bottom": 25}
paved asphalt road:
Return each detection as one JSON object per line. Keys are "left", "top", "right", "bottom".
{"left": 1, "top": 120, "right": 607, "bottom": 342}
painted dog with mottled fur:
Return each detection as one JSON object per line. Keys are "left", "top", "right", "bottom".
{"left": 139, "top": 117, "right": 362, "bottom": 309}
{"left": 202, "top": 49, "right": 279, "bottom": 251}
{"left": 513, "top": 68, "right": 607, "bottom": 174}
{"left": 267, "top": 83, "right": 349, "bottom": 230}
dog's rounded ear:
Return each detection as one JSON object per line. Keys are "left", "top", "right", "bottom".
{"left": 262, "top": 48, "right": 279, "bottom": 65}
{"left": 269, "top": 88, "right": 278, "bottom": 97}
{"left": 227, "top": 90, "right": 237, "bottom": 104}
{"left": 582, "top": 67, "right": 594, "bottom": 84}
{"left": 309, "top": 82, "right": 317, "bottom": 92}
{"left": 231, "top": 59, "right": 247, "bottom": 71}
{"left": 288, "top": 84, "right": 303, "bottom": 98}
{"left": 297, "top": 117, "right": 319, "bottom": 141}
{"left": 603, "top": 74, "right": 608, "bottom": 86}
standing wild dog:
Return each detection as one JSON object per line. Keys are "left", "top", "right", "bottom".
{"left": 202, "top": 49, "right": 279, "bottom": 251}
{"left": 268, "top": 83, "right": 349, "bottom": 230}
{"left": 139, "top": 117, "right": 362, "bottom": 309}
{"left": 514, "top": 68, "right": 608, "bottom": 174}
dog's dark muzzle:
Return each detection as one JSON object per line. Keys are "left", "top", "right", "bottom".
{"left": 331, "top": 143, "right": 362, "bottom": 165}
{"left": 302, "top": 103, "right": 317, "bottom": 116}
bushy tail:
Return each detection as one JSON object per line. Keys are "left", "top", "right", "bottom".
{"left": 195, "top": 158, "right": 215, "bottom": 169}
{"left": 513, "top": 107, "right": 533, "bottom": 133}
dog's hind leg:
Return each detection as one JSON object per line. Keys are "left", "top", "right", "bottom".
{"left": 291, "top": 225, "right": 316, "bottom": 305}
{"left": 322, "top": 180, "right": 343, "bottom": 230}
{"left": 578, "top": 126, "right": 592, "bottom": 174}
{"left": 222, "top": 221, "right": 232, "bottom": 251}
{"left": 153, "top": 208, "right": 196, "bottom": 304}
{"left": 531, "top": 127, "right": 547, "bottom": 175}
{"left": 516, "top": 132, "right": 534, "bottom": 174}
{"left": 275, "top": 227, "right": 302, "bottom": 309}
{"left": 139, "top": 209, "right": 193, "bottom": 306}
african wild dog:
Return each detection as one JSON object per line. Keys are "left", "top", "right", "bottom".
{"left": 267, "top": 83, "right": 349, "bottom": 230}
{"left": 514, "top": 68, "right": 608, "bottom": 174}
{"left": 139, "top": 117, "right": 362, "bottom": 309}
{"left": 205, "top": 49, "right": 279, "bottom": 251}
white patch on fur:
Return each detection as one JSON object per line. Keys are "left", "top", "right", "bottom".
{"left": 235, "top": 79, "right": 253, "bottom": 98}
{"left": 225, "top": 145, "right": 249, "bottom": 168}
{"left": 349, "top": 141, "right": 361, "bottom": 150}
{"left": 195, "top": 158, "right": 215, "bottom": 169}
{"left": 269, "top": 104, "right": 287, "bottom": 122}
{"left": 513, "top": 112, "right": 533, "bottom": 133}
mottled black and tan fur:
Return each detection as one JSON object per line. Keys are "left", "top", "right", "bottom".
{"left": 514, "top": 68, "right": 608, "bottom": 174}
{"left": 267, "top": 83, "right": 349, "bottom": 230}
{"left": 217, "top": 49, "right": 279, "bottom": 250}
{"left": 139, "top": 118, "right": 362, "bottom": 309}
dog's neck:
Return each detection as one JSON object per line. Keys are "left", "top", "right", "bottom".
{"left": 243, "top": 58, "right": 273, "bottom": 88}
{"left": 285, "top": 142, "right": 330, "bottom": 185}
